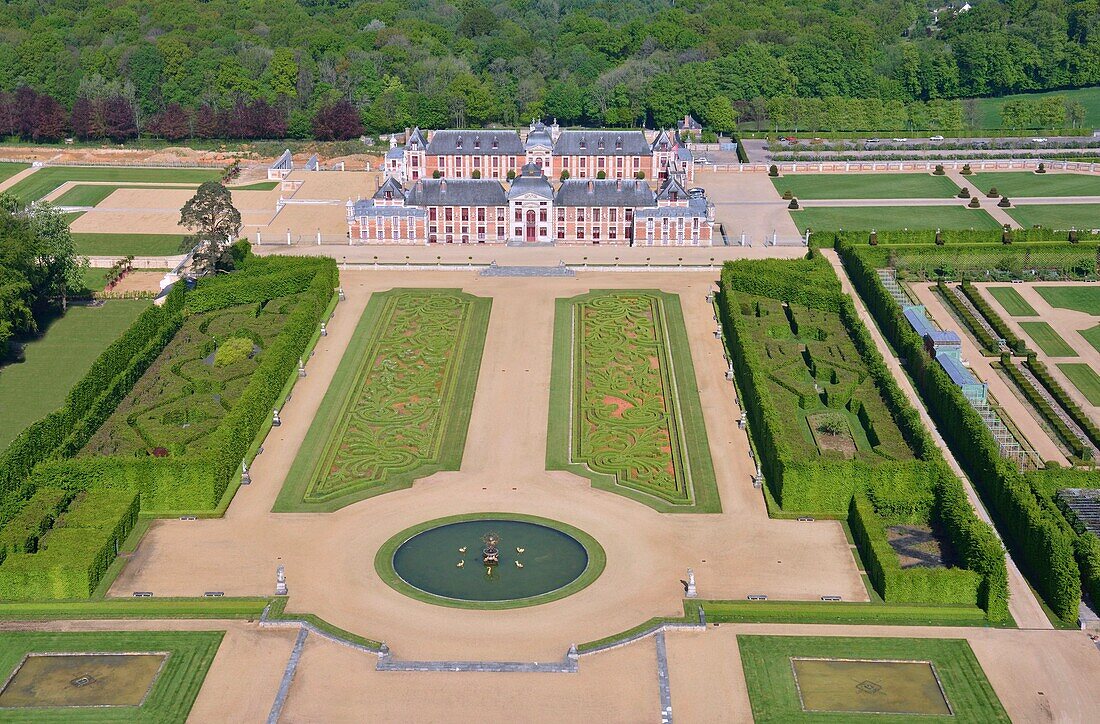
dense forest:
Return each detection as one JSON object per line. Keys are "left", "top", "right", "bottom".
{"left": 1, "top": 0, "right": 1098, "bottom": 140}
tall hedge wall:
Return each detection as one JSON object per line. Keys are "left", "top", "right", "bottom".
{"left": 838, "top": 240, "right": 1082, "bottom": 625}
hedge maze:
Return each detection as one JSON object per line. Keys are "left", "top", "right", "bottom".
{"left": 82, "top": 295, "right": 304, "bottom": 457}
{"left": 0, "top": 250, "right": 337, "bottom": 600}
{"left": 719, "top": 257, "right": 1007, "bottom": 621}
{"left": 277, "top": 289, "right": 490, "bottom": 511}
{"left": 547, "top": 290, "right": 719, "bottom": 513}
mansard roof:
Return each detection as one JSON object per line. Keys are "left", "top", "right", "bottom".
{"left": 554, "top": 130, "right": 651, "bottom": 156}
{"left": 426, "top": 130, "right": 524, "bottom": 155}
{"left": 405, "top": 178, "right": 508, "bottom": 207}
{"left": 349, "top": 198, "right": 425, "bottom": 218}
{"left": 507, "top": 163, "right": 553, "bottom": 199}
{"left": 373, "top": 177, "right": 405, "bottom": 201}
{"left": 635, "top": 197, "right": 709, "bottom": 219}
{"left": 553, "top": 178, "right": 656, "bottom": 207}
{"left": 656, "top": 177, "right": 688, "bottom": 201}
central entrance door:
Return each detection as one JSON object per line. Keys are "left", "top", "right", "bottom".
{"left": 525, "top": 210, "right": 536, "bottom": 242}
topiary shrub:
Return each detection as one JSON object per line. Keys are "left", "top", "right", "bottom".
{"left": 933, "top": 164, "right": 945, "bottom": 175}
{"left": 560, "top": 170, "right": 570, "bottom": 181}
{"left": 768, "top": 164, "right": 779, "bottom": 177}
{"left": 998, "top": 196, "right": 1012, "bottom": 208}
{"left": 788, "top": 198, "right": 799, "bottom": 209}
{"left": 214, "top": 334, "right": 254, "bottom": 367}
{"left": 782, "top": 190, "right": 793, "bottom": 200}
{"left": 635, "top": 170, "right": 645, "bottom": 179}
{"left": 1036, "top": 162, "right": 1047, "bottom": 174}
{"left": 506, "top": 170, "right": 516, "bottom": 181}
{"left": 957, "top": 187, "right": 970, "bottom": 198}
{"left": 596, "top": 170, "right": 606, "bottom": 179}
{"left": 432, "top": 170, "right": 442, "bottom": 179}
{"left": 987, "top": 187, "right": 999, "bottom": 198}
{"left": 968, "top": 197, "right": 981, "bottom": 208}
{"left": 960, "top": 163, "right": 972, "bottom": 175}
{"left": 471, "top": 169, "right": 481, "bottom": 179}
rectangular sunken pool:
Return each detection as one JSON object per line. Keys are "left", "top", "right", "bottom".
{"left": 0, "top": 652, "right": 167, "bottom": 708}
{"left": 791, "top": 658, "right": 950, "bottom": 715}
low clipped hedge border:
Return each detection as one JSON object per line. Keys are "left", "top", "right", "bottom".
{"left": 824, "top": 228, "right": 1100, "bottom": 247}
{"left": 373, "top": 512, "right": 606, "bottom": 610}
{"left": 1001, "top": 360, "right": 1091, "bottom": 460}
{"left": 1026, "top": 357, "right": 1100, "bottom": 452}
{"left": 937, "top": 281, "right": 1000, "bottom": 353}
{"left": 839, "top": 240, "right": 1083, "bottom": 625}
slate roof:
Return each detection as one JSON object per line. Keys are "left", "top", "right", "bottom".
{"left": 656, "top": 177, "right": 688, "bottom": 201}
{"left": 385, "top": 146, "right": 404, "bottom": 159}
{"left": 349, "top": 199, "right": 426, "bottom": 218}
{"left": 426, "top": 130, "right": 524, "bottom": 155}
{"left": 553, "top": 178, "right": 655, "bottom": 207}
{"left": 405, "top": 178, "right": 508, "bottom": 207}
{"left": 407, "top": 127, "right": 428, "bottom": 149}
{"left": 373, "top": 177, "right": 405, "bottom": 201}
{"left": 554, "top": 130, "right": 651, "bottom": 156}
{"left": 636, "top": 198, "right": 710, "bottom": 219}
{"left": 507, "top": 163, "right": 553, "bottom": 199}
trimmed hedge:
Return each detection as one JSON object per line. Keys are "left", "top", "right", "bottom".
{"left": 827, "top": 228, "right": 1100, "bottom": 247}
{"left": 1026, "top": 357, "right": 1100, "bottom": 452}
{"left": 849, "top": 495, "right": 982, "bottom": 606}
{"left": 0, "top": 488, "right": 139, "bottom": 599}
{"left": 839, "top": 240, "right": 1083, "bottom": 625}
{"left": 1001, "top": 361, "right": 1091, "bottom": 460}
{"left": 0, "top": 487, "right": 70, "bottom": 563}
{"left": 959, "top": 281, "right": 1027, "bottom": 353}
{"left": 1075, "top": 533, "right": 1100, "bottom": 608}
{"left": 937, "top": 281, "right": 1000, "bottom": 353}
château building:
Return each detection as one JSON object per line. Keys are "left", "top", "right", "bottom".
{"left": 348, "top": 162, "right": 714, "bottom": 246}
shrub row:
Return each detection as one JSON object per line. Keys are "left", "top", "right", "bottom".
{"left": 959, "top": 281, "right": 1028, "bottom": 353}
{"left": 1025, "top": 358, "right": 1100, "bottom": 452}
{"left": 839, "top": 240, "right": 1082, "bottom": 624}
{"left": 849, "top": 495, "right": 982, "bottom": 606}
{"left": 0, "top": 286, "right": 185, "bottom": 511}
{"left": 827, "top": 229, "right": 1100, "bottom": 247}
{"left": 1001, "top": 361, "right": 1092, "bottom": 460}
{"left": 720, "top": 257, "right": 844, "bottom": 313}
{"left": 1075, "top": 534, "right": 1100, "bottom": 608}
{"left": 936, "top": 281, "right": 1000, "bottom": 353}
{"left": 0, "top": 488, "right": 139, "bottom": 599}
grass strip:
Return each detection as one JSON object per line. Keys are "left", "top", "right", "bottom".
{"left": 1058, "top": 363, "right": 1100, "bottom": 405}
{"left": 1020, "top": 321, "right": 1078, "bottom": 357}
{"left": 986, "top": 286, "right": 1038, "bottom": 316}
{"left": 1036, "top": 285, "right": 1100, "bottom": 315}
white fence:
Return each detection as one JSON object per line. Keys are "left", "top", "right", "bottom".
{"left": 702, "top": 159, "right": 1100, "bottom": 174}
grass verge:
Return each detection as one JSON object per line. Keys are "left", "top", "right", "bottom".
{"left": 986, "top": 286, "right": 1038, "bottom": 316}
{"left": 1007, "top": 203, "right": 1100, "bottom": 231}
{"left": 969, "top": 171, "right": 1100, "bottom": 198}
{"left": 1058, "top": 363, "right": 1100, "bottom": 405}
{"left": 772, "top": 174, "right": 961, "bottom": 200}
{"left": 72, "top": 233, "right": 187, "bottom": 257}
{"left": 5, "top": 166, "right": 222, "bottom": 205}
{"left": 1019, "top": 321, "right": 1078, "bottom": 357}
{"left": 1036, "top": 285, "right": 1100, "bottom": 315}
{"left": 792, "top": 206, "right": 1000, "bottom": 233}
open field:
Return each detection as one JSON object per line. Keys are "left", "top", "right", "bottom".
{"left": 0, "top": 161, "right": 29, "bottom": 183}
{"left": 986, "top": 287, "right": 1037, "bottom": 316}
{"left": 72, "top": 233, "right": 187, "bottom": 256}
{"left": 0, "top": 630, "right": 221, "bottom": 722}
{"left": 792, "top": 205, "right": 999, "bottom": 233}
{"left": 973, "top": 86, "right": 1100, "bottom": 129}
{"left": 1057, "top": 363, "right": 1100, "bottom": 405}
{"left": 0, "top": 301, "right": 149, "bottom": 450}
{"left": 5, "top": 166, "right": 222, "bottom": 204}
{"left": 737, "top": 634, "right": 1008, "bottom": 722}
{"left": 275, "top": 288, "right": 491, "bottom": 512}
{"left": 1007, "top": 203, "right": 1100, "bottom": 230}
{"left": 1019, "top": 321, "right": 1078, "bottom": 357}
{"left": 772, "top": 173, "right": 960, "bottom": 200}
{"left": 547, "top": 289, "right": 719, "bottom": 512}
{"left": 1036, "top": 285, "right": 1100, "bottom": 315}
{"left": 968, "top": 171, "right": 1100, "bottom": 198}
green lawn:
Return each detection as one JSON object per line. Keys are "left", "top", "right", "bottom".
{"left": 968, "top": 171, "right": 1100, "bottom": 198}
{"left": 986, "top": 286, "right": 1038, "bottom": 316}
{"left": 0, "top": 301, "right": 150, "bottom": 450}
{"left": 6, "top": 166, "right": 221, "bottom": 204}
{"left": 1020, "top": 321, "right": 1078, "bottom": 357}
{"left": 0, "top": 161, "right": 29, "bottom": 183}
{"left": 229, "top": 181, "right": 279, "bottom": 190}
{"left": 0, "top": 630, "right": 221, "bottom": 722}
{"left": 274, "top": 288, "right": 491, "bottom": 512}
{"left": 1036, "top": 285, "right": 1100, "bottom": 315}
{"left": 1007, "top": 203, "right": 1100, "bottom": 231}
{"left": 973, "top": 86, "right": 1100, "bottom": 129}
{"left": 547, "top": 290, "right": 721, "bottom": 513}
{"left": 738, "top": 635, "right": 1009, "bottom": 723}
{"left": 1058, "top": 363, "right": 1100, "bottom": 405}
{"left": 73, "top": 233, "right": 188, "bottom": 256}
{"left": 80, "top": 267, "right": 111, "bottom": 292}
{"left": 772, "top": 173, "right": 961, "bottom": 200}
{"left": 792, "top": 205, "right": 1000, "bottom": 233}
{"left": 1080, "top": 324, "right": 1100, "bottom": 354}
{"left": 52, "top": 183, "right": 199, "bottom": 207}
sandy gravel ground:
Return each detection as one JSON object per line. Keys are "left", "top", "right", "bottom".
{"left": 696, "top": 171, "right": 802, "bottom": 243}
{"left": 973, "top": 282, "right": 1100, "bottom": 425}
{"left": 69, "top": 186, "right": 280, "bottom": 236}
{"left": 109, "top": 270, "right": 865, "bottom": 662}
{"left": 105, "top": 271, "right": 168, "bottom": 294}
{"left": 907, "top": 282, "right": 1067, "bottom": 464}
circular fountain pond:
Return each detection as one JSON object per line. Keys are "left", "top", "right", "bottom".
{"left": 375, "top": 514, "right": 605, "bottom": 608}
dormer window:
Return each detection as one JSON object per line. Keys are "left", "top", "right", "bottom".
{"left": 670, "top": 191, "right": 678, "bottom": 202}
{"left": 385, "top": 190, "right": 393, "bottom": 201}
{"left": 456, "top": 136, "right": 463, "bottom": 149}
{"left": 579, "top": 138, "right": 586, "bottom": 150}
{"left": 597, "top": 138, "right": 605, "bottom": 150}
{"left": 474, "top": 136, "right": 481, "bottom": 149}
{"left": 615, "top": 136, "right": 622, "bottom": 150}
